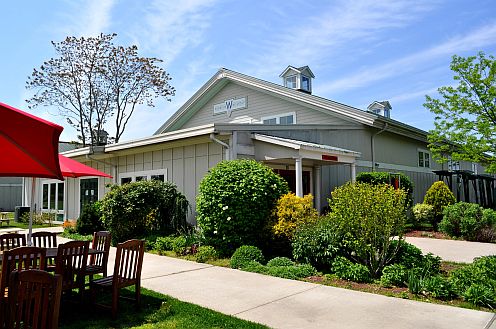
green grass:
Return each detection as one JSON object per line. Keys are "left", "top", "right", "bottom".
{"left": 59, "top": 287, "right": 267, "bottom": 329}
{"left": 0, "top": 212, "right": 58, "bottom": 230}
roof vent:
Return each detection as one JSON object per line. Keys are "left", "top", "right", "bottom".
{"left": 279, "top": 65, "right": 315, "bottom": 94}
{"left": 367, "top": 101, "right": 392, "bottom": 118}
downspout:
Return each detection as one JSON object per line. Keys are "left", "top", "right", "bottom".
{"left": 210, "top": 133, "right": 230, "bottom": 160}
{"left": 371, "top": 123, "right": 388, "bottom": 172}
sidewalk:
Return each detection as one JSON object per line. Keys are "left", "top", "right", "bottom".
{"left": 7, "top": 227, "right": 496, "bottom": 329}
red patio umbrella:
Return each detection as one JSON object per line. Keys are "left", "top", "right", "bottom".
{"left": 59, "top": 155, "right": 112, "bottom": 178}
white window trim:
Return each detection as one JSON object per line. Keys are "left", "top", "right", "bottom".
{"left": 285, "top": 75, "right": 297, "bottom": 88}
{"left": 300, "top": 75, "right": 311, "bottom": 91}
{"left": 261, "top": 112, "right": 296, "bottom": 125}
{"left": 41, "top": 179, "right": 65, "bottom": 215}
{"left": 118, "top": 169, "right": 168, "bottom": 184}
{"left": 418, "top": 149, "right": 431, "bottom": 168}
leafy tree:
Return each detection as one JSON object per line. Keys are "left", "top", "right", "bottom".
{"left": 26, "top": 33, "right": 174, "bottom": 146}
{"left": 425, "top": 52, "right": 496, "bottom": 172}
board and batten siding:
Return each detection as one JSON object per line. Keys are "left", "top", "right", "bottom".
{"left": 0, "top": 177, "right": 22, "bottom": 211}
{"left": 180, "top": 82, "right": 352, "bottom": 129}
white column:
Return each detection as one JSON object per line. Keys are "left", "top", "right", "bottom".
{"left": 314, "top": 165, "right": 321, "bottom": 212}
{"left": 295, "top": 157, "right": 303, "bottom": 197}
{"left": 351, "top": 162, "right": 357, "bottom": 182}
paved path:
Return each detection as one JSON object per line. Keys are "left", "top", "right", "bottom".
{"left": 5, "top": 227, "right": 496, "bottom": 328}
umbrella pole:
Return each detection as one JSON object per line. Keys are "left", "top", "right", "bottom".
{"left": 28, "top": 177, "right": 35, "bottom": 246}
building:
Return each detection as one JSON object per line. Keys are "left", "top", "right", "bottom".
{"left": 35, "top": 66, "right": 487, "bottom": 223}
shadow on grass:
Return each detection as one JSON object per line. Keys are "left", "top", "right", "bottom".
{"left": 59, "top": 287, "right": 267, "bottom": 329}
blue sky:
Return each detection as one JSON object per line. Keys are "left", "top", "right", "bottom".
{"left": 1, "top": 0, "right": 495, "bottom": 142}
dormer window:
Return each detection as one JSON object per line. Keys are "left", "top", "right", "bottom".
{"left": 280, "top": 65, "right": 315, "bottom": 94}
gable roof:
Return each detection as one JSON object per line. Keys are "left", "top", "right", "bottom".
{"left": 279, "top": 65, "right": 315, "bottom": 78}
{"left": 155, "top": 68, "right": 377, "bottom": 134}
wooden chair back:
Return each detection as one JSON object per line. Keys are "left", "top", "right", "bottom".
{"left": 113, "top": 239, "right": 145, "bottom": 290}
{"left": 88, "top": 231, "right": 111, "bottom": 276}
{"left": 55, "top": 240, "right": 89, "bottom": 293}
{"left": 0, "top": 233, "right": 26, "bottom": 251}
{"left": 0, "top": 247, "right": 46, "bottom": 298}
{"left": 5, "top": 269, "right": 62, "bottom": 329}
{"left": 31, "top": 231, "right": 58, "bottom": 248}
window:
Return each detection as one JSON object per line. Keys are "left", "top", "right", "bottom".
{"left": 285, "top": 76, "right": 297, "bottom": 89}
{"left": 135, "top": 176, "right": 147, "bottom": 182}
{"left": 42, "top": 181, "right": 64, "bottom": 211}
{"left": 448, "top": 158, "right": 460, "bottom": 171}
{"left": 301, "top": 75, "right": 310, "bottom": 91}
{"left": 262, "top": 112, "right": 296, "bottom": 125}
{"left": 418, "top": 151, "right": 430, "bottom": 168}
{"left": 119, "top": 169, "right": 167, "bottom": 185}
{"left": 121, "top": 177, "right": 132, "bottom": 184}
{"left": 151, "top": 174, "right": 165, "bottom": 182}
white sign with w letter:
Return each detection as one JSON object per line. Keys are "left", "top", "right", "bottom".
{"left": 213, "top": 97, "right": 247, "bottom": 117}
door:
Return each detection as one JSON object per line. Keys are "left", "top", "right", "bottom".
{"left": 80, "top": 178, "right": 98, "bottom": 209}
{"left": 274, "top": 169, "right": 311, "bottom": 195}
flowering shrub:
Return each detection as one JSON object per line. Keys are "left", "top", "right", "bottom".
{"left": 423, "top": 181, "right": 456, "bottom": 229}
{"left": 197, "top": 159, "right": 288, "bottom": 256}
{"left": 272, "top": 193, "right": 318, "bottom": 240}
{"left": 411, "top": 203, "right": 434, "bottom": 227}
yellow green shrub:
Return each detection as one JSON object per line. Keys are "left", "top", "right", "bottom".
{"left": 272, "top": 193, "right": 318, "bottom": 240}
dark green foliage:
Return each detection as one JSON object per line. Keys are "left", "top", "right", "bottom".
{"left": 328, "top": 182, "right": 407, "bottom": 278}
{"left": 172, "top": 236, "right": 188, "bottom": 255}
{"left": 356, "top": 171, "right": 414, "bottom": 207}
{"left": 241, "top": 261, "right": 269, "bottom": 274}
{"left": 76, "top": 201, "right": 104, "bottom": 235}
{"left": 421, "top": 253, "right": 442, "bottom": 275}
{"left": 450, "top": 256, "right": 496, "bottom": 295}
{"left": 197, "top": 159, "right": 289, "bottom": 256}
{"left": 195, "top": 246, "right": 218, "bottom": 263}
{"left": 380, "top": 264, "right": 408, "bottom": 287}
{"left": 422, "top": 276, "right": 455, "bottom": 300}
{"left": 407, "top": 269, "right": 424, "bottom": 294}
{"left": 100, "top": 180, "right": 189, "bottom": 243}
{"left": 332, "top": 256, "right": 371, "bottom": 283}
{"left": 155, "top": 236, "right": 176, "bottom": 252}
{"left": 440, "top": 203, "right": 496, "bottom": 242}
{"left": 266, "top": 264, "right": 317, "bottom": 280}
{"left": 230, "top": 245, "right": 265, "bottom": 269}
{"left": 389, "top": 240, "right": 424, "bottom": 269}
{"left": 462, "top": 284, "right": 496, "bottom": 308}
{"left": 267, "top": 257, "right": 294, "bottom": 267}
{"left": 291, "top": 217, "right": 342, "bottom": 271}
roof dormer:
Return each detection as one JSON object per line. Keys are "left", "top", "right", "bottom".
{"left": 279, "top": 65, "right": 315, "bottom": 94}
{"left": 367, "top": 101, "right": 392, "bottom": 118}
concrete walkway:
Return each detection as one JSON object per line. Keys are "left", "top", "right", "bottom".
{"left": 5, "top": 227, "right": 496, "bottom": 329}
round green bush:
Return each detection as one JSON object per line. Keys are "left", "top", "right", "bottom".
{"left": 267, "top": 257, "right": 295, "bottom": 267}
{"left": 155, "top": 236, "right": 175, "bottom": 253}
{"left": 100, "top": 180, "right": 189, "bottom": 243}
{"left": 195, "top": 245, "right": 218, "bottom": 263}
{"left": 197, "top": 159, "right": 289, "bottom": 256}
{"left": 266, "top": 264, "right": 317, "bottom": 280}
{"left": 291, "top": 217, "right": 342, "bottom": 271}
{"left": 380, "top": 264, "right": 408, "bottom": 287}
{"left": 76, "top": 201, "right": 104, "bottom": 235}
{"left": 389, "top": 240, "right": 424, "bottom": 269}
{"left": 356, "top": 171, "right": 414, "bottom": 207}
{"left": 230, "top": 245, "right": 265, "bottom": 269}
{"left": 241, "top": 260, "right": 268, "bottom": 274}
{"left": 439, "top": 202, "right": 484, "bottom": 240}
{"left": 422, "top": 275, "right": 455, "bottom": 300}
{"left": 462, "top": 284, "right": 496, "bottom": 308}
{"left": 332, "top": 256, "right": 371, "bottom": 283}
{"left": 411, "top": 203, "right": 434, "bottom": 227}
{"left": 423, "top": 181, "right": 456, "bottom": 229}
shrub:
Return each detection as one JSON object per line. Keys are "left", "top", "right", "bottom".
{"left": 155, "top": 236, "right": 175, "bottom": 253}
{"left": 380, "top": 264, "right": 408, "bottom": 287}
{"left": 328, "top": 182, "right": 407, "bottom": 278}
{"left": 462, "top": 284, "right": 496, "bottom": 308}
{"left": 332, "top": 256, "right": 371, "bottom": 283}
{"left": 292, "top": 217, "right": 342, "bottom": 271}
{"left": 241, "top": 260, "right": 268, "bottom": 274}
{"left": 478, "top": 209, "right": 496, "bottom": 242}
{"left": 421, "top": 253, "right": 441, "bottom": 276}
{"left": 197, "top": 159, "right": 289, "bottom": 256}
{"left": 439, "top": 202, "right": 482, "bottom": 240}
{"left": 195, "top": 245, "right": 218, "bottom": 263}
{"left": 230, "top": 245, "right": 265, "bottom": 269}
{"left": 423, "top": 181, "right": 456, "bottom": 230}
{"left": 76, "top": 201, "right": 104, "bottom": 235}
{"left": 422, "top": 275, "right": 455, "bottom": 300}
{"left": 267, "top": 264, "right": 317, "bottom": 280}
{"left": 172, "top": 236, "right": 188, "bottom": 255}
{"left": 450, "top": 256, "right": 496, "bottom": 296}
{"left": 100, "top": 180, "right": 189, "bottom": 243}
{"left": 272, "top": 193, "right": 318, "bottom": 240}
{"left": 411, "top": 203, "right": 434, "bottom": 227}
{"left": 267, "top": 257, "right": 294, "bottom": 267}
{"left": 389, "top": 240, "right": 424, "bottom": 269}
{"left": 356, "top": 171, "right": 414, "bottom": 207}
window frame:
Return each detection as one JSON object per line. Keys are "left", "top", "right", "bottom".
{"left": 261, "top": 112, "right": 296, "bottom": 125}
{"left": 301, "top": 75, "right": 311, "bottom": 91}
{"left": 418, "top": 150, "right": 431, "bottom": 168}
{"left": 119, "top": 169, "right": 168, "bottom": 185}
{"left": 285, "top": 75, "right": 297, "bottom": 89}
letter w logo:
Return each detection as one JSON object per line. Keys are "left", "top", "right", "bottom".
{"left": 225, "top": 100, "right": 233, "bottom": 110}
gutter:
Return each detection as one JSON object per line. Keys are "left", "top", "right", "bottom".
{"left": 371, "top": 123, "right": 388, "bottom": 171}
{"left": 210, "top": 133, "right": 230, "bottom": 160}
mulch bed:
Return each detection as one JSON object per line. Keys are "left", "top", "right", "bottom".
{"left": 404, "top": 230, "right": 450, "bottom": 239}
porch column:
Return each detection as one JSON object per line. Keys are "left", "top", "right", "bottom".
{"left": 314, "top": 165, "right": 321, "bottom": 212}
{"left": 295, "top": 157, "right": 303, "bottom": 197}
{"left": 351, "top": 162, "right": 356, "bottom": 182}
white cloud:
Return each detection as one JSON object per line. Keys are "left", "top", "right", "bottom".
{"left": 57, "top": 0, "right": 116, "bottom": 37}
{"left": 317, "top": 22, "right": 496, "bottom": 94}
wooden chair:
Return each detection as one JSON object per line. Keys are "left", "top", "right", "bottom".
{"left": 55, "top": 240, "right": 89, "bottom": 299}
{"left": 32, "top": 231, "right": 59, "bottom": 271}
{"left": 0, "top": 247, "right": 46, "bottom": 299}
{"left": 4, "top": 269, "right": 62, "bottom": 329}
{"left": 0, "top": 233, "right": 26, "bottom": 251}
{"left": 90, "top": 239, "right": 145, "bottom": 318}
{"left": 84, "top": 231, "right": 111, "bottom": 282}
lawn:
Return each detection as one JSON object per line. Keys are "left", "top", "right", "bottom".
{"left": 59, "top": 286, "right": 267, "bottom": 329}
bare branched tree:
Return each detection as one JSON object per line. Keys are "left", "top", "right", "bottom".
{"left": 26, "top": 33, "right": 174, "bottom": 146}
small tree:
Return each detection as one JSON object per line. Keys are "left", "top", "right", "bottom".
{"left": 425, "top": 52, "right": 496, "bottom": 172}
{"left": 328, "top": 182, "right": 407, "bottom": 278}
{"left": 423, "top": 181, "right": 456, "bottom": 230}
{"left": 196, "top": 159, "right": 289, "bottom": 256}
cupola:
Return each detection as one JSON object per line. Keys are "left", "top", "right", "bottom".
{"left": 367, "top": 101, "right": 392, "bottom": 118}
{"left": 279, "top": 65, "right": 315, "bottom": 94}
